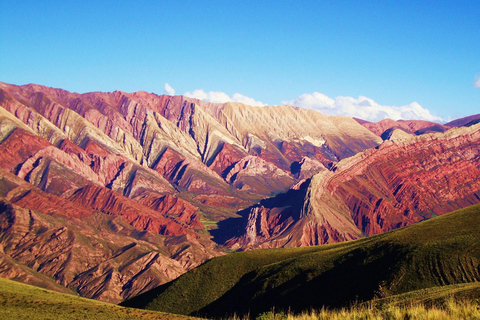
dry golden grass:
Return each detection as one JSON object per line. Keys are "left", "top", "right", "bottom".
{"left": 0, "top": 277, "right": 197, "bottom": 320}
{"left": 226, "top": 299, "right": 480, "bottom": 320}
{"left": 126, "top": 203, "right": 480, "bottom": 319}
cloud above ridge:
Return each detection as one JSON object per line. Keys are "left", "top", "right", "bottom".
{"left": 165, "top": 83, "right": 443, "bottom": 122}
{"left": 164, "top": 83, "right": 175, "bottom": 95}
{"left": 283, "top": 92, "right": 443, "bottom": 122}
{"left": 183, "top": 89, "right": 266, "bottom": 106}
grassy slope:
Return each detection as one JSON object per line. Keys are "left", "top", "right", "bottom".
{"left": 375, "top": 282, "right": 480, "bottom": 306}
{"left": 123, "top": 203, "right": 480, "bottom": 318}
{"left": 0, "top": 277, "right": 196, "bottom": 320}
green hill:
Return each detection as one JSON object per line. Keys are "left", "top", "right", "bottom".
{"left": 0, "top": 277, "right": 196, "bottom": 320}
{"left": 374, "top": 281, "right": 480, "bottom": 306}
{"left": 122, "top": 203, "right": 480, "bottom": 318}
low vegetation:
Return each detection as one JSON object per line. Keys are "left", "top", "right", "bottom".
{"left": 3, "top": 204, "right": 480, "bottom": 319}
{"left": 123, "top": 203, "right": 480, "bottom": 319}
{"left": 2, "top": 274, "right": 480, "bottom": 320}
{"left": 0, "top": 277, "right": 195, "bottom": 320}
{"left": 229, "top": 299, "right": 480, "bottom": 320}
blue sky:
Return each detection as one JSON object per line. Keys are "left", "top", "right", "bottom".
{"left": 1, "top": 1, "right": 479, "bottom": 122}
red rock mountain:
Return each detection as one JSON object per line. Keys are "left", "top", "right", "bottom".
{"left": 1, "top": 81, "right": 479, "bottom": 303}
{"left": 445, "top": 113, "right": 480, "bottom": 128}
{"left": 356, "top": 118, "right": 450, "bottom": 140}
{"left": 228, "top": 123, "right": 480, "bottom": 249}
{"left": 0, "top": 81, "right": 381, "bottom": 302}
{"left": 357, "top": 114, "right": 480, "bottom": 141}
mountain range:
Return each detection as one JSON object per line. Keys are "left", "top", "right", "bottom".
{"left": 0, "top": 81, "right": 479, "bottom": 306}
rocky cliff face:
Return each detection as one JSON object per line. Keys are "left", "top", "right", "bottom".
{"left": 230, "top": 123, "right": 480, "bottom": 249}
{"left": 0, "top": 81, "right": 382, "bottom": 302}
{"left": 1, "top": 81, "right": 478, "bottom": 303}
{"left": 0, "top": 163, "right": 216, "bottom": 303}
{"left": 0, "top": 82, "right": 380, "bottom": 195}
{"left": 0, "top": 189, "right": 214, "bottom": 303}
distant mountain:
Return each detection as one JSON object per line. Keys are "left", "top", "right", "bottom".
{"left": 226, "top": 122, "right": 480, "bottom": 249}
{"left": 355, "top": 118, "right": 449, "bottom": 139}
{"left": 445, "top": 113, "right": 480, "bottom": 128}
{"left": 1, "top": 81, "right": 479, "bottom": 304}
{"left": 122, "top": 203, "right": 480, "bottom": 318}
{"left": 0, "top": 81, "right": 380, "bottom": 302}
{"left": 357, "top": 114, "right": 480, "bottom": 141}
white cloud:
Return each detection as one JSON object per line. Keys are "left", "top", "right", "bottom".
{"left": 283, "top": 92, "right": 335, "bottom": 110}
{"left": 164, "top": 83, "right": 175, "bottom": 95}
{"left": 184, "top": 89, "right": 208, "bottom": 100}
{"left": 474, "top": 75, "right": 480, "bottom": 88}
{"left": 184, "top": 89, "right": 266, "bottom": 106}
{"left": 231, "top": 93, "right": 266, "bottom": 107}
{"left": 283, "top": 93, "right": 443, "bottom": 122}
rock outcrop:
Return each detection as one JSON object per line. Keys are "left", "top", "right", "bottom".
{"left": 0, "top": 195, "right": 215, "bottom": 303}
{"left": 0, "top": 81, "right": 383, "bottom": 302}
{"left": 225, "top": 155, "right": 296, "bottom": 195}
{"left": 231, "top": 123, "right": 480, "bottom": 249}
{"left": 1, "top": 80, "right": 478, "bottom": 304}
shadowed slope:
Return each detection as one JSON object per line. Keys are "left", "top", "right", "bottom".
{"left": 228, "top": 123, "right": 480, "bottom": 249}
{"left": 122, "top": 203, "right": 480, "bottom": 318}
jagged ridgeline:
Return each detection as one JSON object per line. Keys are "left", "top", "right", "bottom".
{"left": 122, "top": 203, "right": 480, "bottom": 319}
{"left": 227, "top": 122, "right": 480, "bottom": 249}
{"left": 1, "top": 81, "right": 480, "bottom": 307}
{"left": 0, "top": 81, "right": 381, "bottom": 302}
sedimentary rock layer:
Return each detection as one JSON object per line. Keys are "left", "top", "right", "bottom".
{"left": 231, "top": 123, "right": 480, "bottom": 249}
